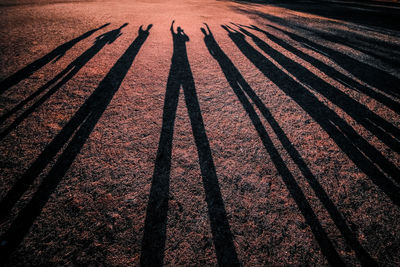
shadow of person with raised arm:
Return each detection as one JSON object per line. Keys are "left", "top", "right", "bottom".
{"left": 232, "top": 24, "right": 400, "bottom": 179}
{"left": 140, "top": 21, "right": 239, "bottom": 267}
{"left": 0, "top": 23, "right": 110, "bottom": 94}
{"left": 240, "top": 24, "right": 400, "bottom": 116}
{"left": 0, "top": 24, "right": 128, "bottom": 141}
{"left": 222, "top": 24, "right": 400, "bottom": 207}
{"left": 0, "top": 26, "right": 152, "bottom": 259}
{"left": 202, "top": 24, "right": 377, "bottom": 267}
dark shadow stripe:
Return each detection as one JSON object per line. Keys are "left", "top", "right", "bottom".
{"left": 140, "top": 21, "right": 239, "bottom": 267}
{"left": 0, "top": 24, "right": 127, "bottom": 141}
{"left": 235, "top": 25, "right": 400, "bottom": 158}
{"left": 205, "top": 24, "right": 344, "bottom": 266}
{"left": 0, "top": 23, "right": 109, "bottom": 95}
{"left": 221, "top": 23, "right": 400, "bottom": 211}
{"left": 204, "top": 24, "right": 377, "bottom": 267}
{"left": 239, "top": 23, "right": 400, "bottom": 116}
{"left": 236, "top": 10, "right": 400, "bottom": 100}
{"left": 0, "top": 25, "right": 150, "bottom": 263}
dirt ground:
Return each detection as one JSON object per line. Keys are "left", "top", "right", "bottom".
{"left": 1, "top": 0, "right": 400, "bottom": 265}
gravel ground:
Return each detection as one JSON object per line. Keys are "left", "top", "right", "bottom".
{"left": 1, "top": 0, "right": 400, "bottom": 265}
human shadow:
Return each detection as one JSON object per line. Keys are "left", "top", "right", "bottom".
{"left": 0, "top": 23, "right": 109, "bottom": 95}
{"left": 236, "top": 10, "right": 400, "bottom": 100}
{"left": 0, "top": 24, "right": 128, "bottom": 141}
{"left": 297, "top": 26, "right": 400, "bottom": 69}
{"left": 237, "top": 24, "right": 400, "bottom": 116}
{"left": 221, "top": 25, "right": 400, "bottom": 208}
{"left": 0, "top": 26, "right": 152, "bottom": 259}
{"left": 256, "top": 0, "right": 400, "bottom": 31}
{"left": 232, "top": 24, "right": 400, "bottom": 170}
{"left": 140, "top": 21, "right": 239, "bottom": 267}
{"left": 202, "top": 24, "right": 377, "bottom": 266}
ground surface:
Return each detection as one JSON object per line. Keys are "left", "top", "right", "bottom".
{"left": 1, "top": 0, "right": 400, "bottom": 265}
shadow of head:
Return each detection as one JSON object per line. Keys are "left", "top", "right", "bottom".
{"left": 250, "top": 24, "right": 261, "bottom": 31}
{"left": 98, "top": 23, "right": 111, "bottom": 30}
{"left": 139, "top": 24, "right": 153, "bottom": 35}
{"left": 170, "top": 21, "right": 189, "bottom": 42}
{"left": 231, "top": 22, "right": 260, "bottom": 32}
{"left": 233, "top": 24, "right": 253, "bottom": 37}
{"left": 177, "top": 27, "right": 189, "bottom": 41}
{"left": 221, "top": 24, "right": 244, "bottom": 38}
{"left": 120, "top": 23, "right": 129, "bottom": 30}
{"left": 201, "top": 23, "right": 212, "bottom": 37}
{"left": 95, "top": 23, "right": 129, "bottom": 44}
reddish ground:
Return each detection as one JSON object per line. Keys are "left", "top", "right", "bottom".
{"left": 1, "top": 0, "right": 400, "bottom": 265}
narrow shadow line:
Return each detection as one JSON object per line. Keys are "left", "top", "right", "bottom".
{"left": 318, "top": 25, "right": 400, "bottom": 57}
{"left": 140, "top": 21, "right": 239, "bottom": 267}
{"left": 0, "top": 24, "right": 151, "bottom": 263}
{"left": 0, "top": 25, "right": 151, "bottom": 243}
{"left": 0, "top": 23, "right": 109, "bottom": 95}
{"left": 304, "top": 27, "right": 400, "bottom": 69}
{"left": 0, "top": 23, "right": 131, "bottom": 221}
{"left": 234, "top": 24, "right": 400, "bottom": 159}
{"left": 238, "top": 24, "right": 400, "bottom": 116}
{"left": 241, "top": 11, "right": 400, "bottom": 100}
{"left": 0, "top": 24, "right": 128, "bottom": 141}
{"left": 221, "top": 25, "right": 400, "bottom": 208}
{"left": 262, "top": 0, "right": 400, "bottom": 31}
{"left": 205, "top": 24, "right": 344, "bottom": 266}
{"left": 203, "top": 24, "right": 377, "bottom": 266}
{"left": 292, "top": 22, "right": 400, "bottom": 99}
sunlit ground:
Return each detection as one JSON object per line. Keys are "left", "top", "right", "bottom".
{"left": 1, "top": 0, "right": 400, "bottom": 265}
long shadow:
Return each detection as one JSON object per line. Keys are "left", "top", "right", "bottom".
{"left": 237, "top": 24, "right": 400, "bottom": 116}
{"left": 140, "top": 21, "right": 239, "bottom": 267}
{"left": 299, "top": 27, "right": 400, "bottom": 69}
{"left": 0, "top": 24, "right": 152, "bottom": 252}
{"left": 221, "top": 25, "right": 400, "bottom": 208}
{"left": 237, "top": 10, "right": 400, "bottom": 100}
{"left": 233, "top": 24, "right": 400, "bottom": 173}
{"left": 262, "top": 0, "right": 400, "bottom": 31}
{"left": 0, "top": 23, "right": 109, "bottom": 95}
{"left": 0, "top": 24, "right": 128, "bottom": 141}
{"left": 202, "top": 24, "right": 376, "bottom": 266}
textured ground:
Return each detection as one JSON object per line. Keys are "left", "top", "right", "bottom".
{"left": 1, "top": 0, "right": 400, "bottom": 265}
